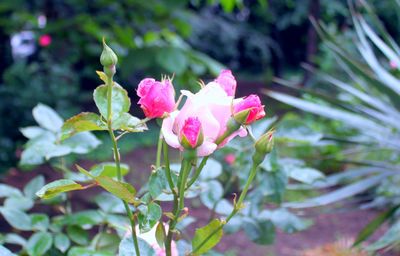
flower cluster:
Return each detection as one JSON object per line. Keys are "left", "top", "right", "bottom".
{"left": 137, "top": 70, "right": 265, "bottom": 156}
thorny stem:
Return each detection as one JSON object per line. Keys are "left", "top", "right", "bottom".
{"left": 106, "top": 74, "right": 141, "bottom": 256}
{"left": 156, "top": 130, "right": 163, "bottom": 169}
{"left": 163, "top": 140, "right": 177, "bottom": 197}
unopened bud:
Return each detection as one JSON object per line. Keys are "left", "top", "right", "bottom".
{"left": 255, "top": 129, "right": 274, "bottom": 155}
{"left": 100, "top": 38, "right": 118, "bottom": 68}
{"left": 252, "top": 129, "right": 274, "bottom": 166}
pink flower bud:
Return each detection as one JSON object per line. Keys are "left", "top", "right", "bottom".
{"left": 215, "top": 69, "right": 237, "bottom": 96}
{"left": 224, "top": 153, "right": 235, "bottom": 165}
{"left": 233, "top": 94, "right": 265, "bottom": 124}
{"left": 179, "top": 117, "right": 203, "bottom": 149}
{"left": 137, "top": 78, "right": 175, "bottom": 118}
{"left": 39, "top": 34, "right": 51, "bottom": 47}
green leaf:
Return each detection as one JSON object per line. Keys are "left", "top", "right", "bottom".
{"left": 95, "top": 192, "right": 125, "bottom": 213}
{"left": 138, "top": 202, "right": 162, "bottom": 233}
{"left": 112, "top": 113, "right": 147, "bottom": 132}
{"left": 91, "top": 233, "right": 120, "bottom": 253}
{"left": 192, "top": 219, "right": 224, "bottom": 255}
{"left": 4, "top": 234, "right": 27, "bottom": 247}
{"left": 36, "top": 179, "right": 84, "bottom": 199}
{"left": 118, "top": 237, "right": 155, "bottom": 256}
{"left": 68, "top": 247, "right": 113, "bottom": 256}
{"left": 242, "top": 218, "right": 275, "bottom": 245}
{"left": 0, "top": 184, "right": 23, "bottom": 198}
{"left": 0, "top": 207, "right": 32, "bottom": 231}
{"left": 77, "top": 165, "right": 138, "bottom": 205}
{"left": 200, "top": 180, "right": 223, "bottom": 209}
{"left": 286, "top": 166, "right": 325, "bottom": 185}
{"left": 4, "top": 196, "right": 34, "bottom": 211}
{"left": 0, "top": 245, "right": 16, "bottom": 256}
{"left": 93, "top": 83, "right": 130, "bottom": 121}
{"left": 61, "top": 112, "right": 106, "bottom": 140}
{"left": 96, "top": 71, "right": 108, "bottom": 83}
{"left": 267, "top": 208, "right": 312, "bottom": 233}
{"left": 353, "top": 205, "right": 400, "bottom": 247}
{"left": 30, "top": 214, "right": 50, "bottom": 231}
{"left": 90, "top": 162, "right": 130, "bottom": 178}
{"left": 20, "top": 126, "right": 46, "bottom": 139}
{"left": 366, "top": 220, "right": 400, "bottom": 251}
{"left": 155, "top": 222, "right": 165, "bottom": 248}
{"left": 67, "top": 225, "right": 89, "bottom": 245}
{"left": 32, "top": 103, "right": 64, "bottom": 132}
{"left": 26, "top": 232, "right": 52, "bottom": 256}
{"left": 199, "top": 158, "right": 222, "bottom": 180}
{"left": 63, "top": 132, "right": 101, "bottom": 154}
{"left": 55, "top": 233, "right": 70, "bottom": 253}
{"left": 62, "top": 210, "right": 104, "bottom": 227}
{"left": 24, "top": 176, "right": 45, "bottom": 199}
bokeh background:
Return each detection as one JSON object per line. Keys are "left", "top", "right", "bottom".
{"left": 1, "top": 0, "right": 400, "bottom": 255}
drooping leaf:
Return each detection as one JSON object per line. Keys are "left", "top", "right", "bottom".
{"left": 26, "top": 232, "right": 52, "bottom": 256}
{"left": 36, "top": 179, "right": 84, "bottom": 199}
{"left": 192, "top": 219, "right": 224, "bottom": 255}
{"left": 61, "top": 112, "right": 106, "bottom": 140}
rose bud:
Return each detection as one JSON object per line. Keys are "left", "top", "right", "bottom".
{"left": 179, "top": 117, "right": 203, "bottom": 149}
{"left": 100, "top": 39, "right": 118, "bottom": 67}
{"left": 253, "top": 129, "right": 274, "bottom": 166}
{"left": 233, "top": 94, "right": 265, "bottom": 125}
{"left": 137, "top": 78, "right": 175, "bottom": 119}
{"left": 215, "top": 69, "right": 237, "bottom": 96}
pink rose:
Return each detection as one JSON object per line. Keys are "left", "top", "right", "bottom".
{"left": 233, "top": 94, "right": 265, "bottom": 124}
{"left": 179, "top": 117, "right": 203, "bottom": 148}
{"left": 39, "top": 34, "right": 51, "bottom": 47}
{"left": 215, "top": 69, "right": 237, "bottom": 96}
{"left": 137, "top": 78, "right": 175, "bottom": 118}
{"left": 162, "top": 82, "right": 247, "bottom": 156}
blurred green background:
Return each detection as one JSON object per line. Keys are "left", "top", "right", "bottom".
{"left": 0, "top": 0, "right": 399, "bottom": 173}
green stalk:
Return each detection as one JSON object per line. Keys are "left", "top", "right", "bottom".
{"left": 106, "top": 75, "right": 141, "bottom": 256}
{"left": 190, "top": 163, "right": 258, "bottom": 255}
{"left": 156, "top": 130, "right": 163, "bottom": 169}
{"left": 165, "top": 159, "right": 191, "bottom": 256}
{"left": 163, "top": 140, "right": 177, "bottom": 196}
{"left": 186, "top": 156, "right": 208, "bottom": 189}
